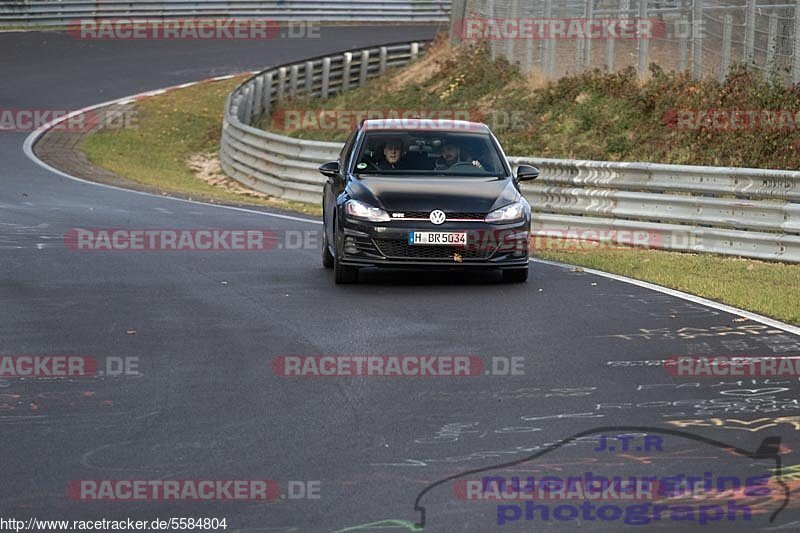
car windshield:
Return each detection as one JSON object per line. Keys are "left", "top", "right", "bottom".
{"left": 353, "top": 131, "right": 507, "bottom": 176}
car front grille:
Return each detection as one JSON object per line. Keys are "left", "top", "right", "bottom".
{"left": 374, "top": 239, "right": 494, "bottom": 260}
{"left": 391, "top": 211, "right": 486, "bottom": 221}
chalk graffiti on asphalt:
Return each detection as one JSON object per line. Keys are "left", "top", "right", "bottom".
{"left": 637, "top": 379, "right": 799, "bottom": 391}
{"left": 667, "top": 417, "right": 800, "bottom": 432}
{"left": 419, "top": 386, "right": 596, "bottom": 401}
{"left": 601, "top": 324, "right": 785, "bottom": 341}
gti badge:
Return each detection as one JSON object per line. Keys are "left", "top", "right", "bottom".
{"left": 429, "top": 210, "right": 446, "bottom": 225}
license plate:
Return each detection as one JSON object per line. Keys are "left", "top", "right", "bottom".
{"left": 408, "top": 232, "right": 467, "bottom": 246}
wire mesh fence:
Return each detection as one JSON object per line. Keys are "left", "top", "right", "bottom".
{"left": 450, "top": 0, "right": 800, "bottom": 84}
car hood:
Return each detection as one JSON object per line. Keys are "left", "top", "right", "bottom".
{"left": 350, "top": 176, "right": 519, "bottom": 213}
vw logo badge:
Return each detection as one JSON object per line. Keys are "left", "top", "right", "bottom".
{"left": 429, "top": 210, "right": 446, "bottom": 225}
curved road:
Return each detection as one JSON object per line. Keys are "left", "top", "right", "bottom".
{"left": 1, "top": 27, "right": 799, "bottom": 532}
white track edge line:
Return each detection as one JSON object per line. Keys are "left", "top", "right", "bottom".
{"left": 21, "top": 77, "right": 321, "bottom": 227}
{"left": 530, "top": 257, "right": 800, "bottom": 336}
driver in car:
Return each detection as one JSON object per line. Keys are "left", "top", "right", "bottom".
{"left": 434, "top": 142, "right": 483, "bottom": 170}
{"left": 375, "top": 139, "right": 406, "bottom": 170}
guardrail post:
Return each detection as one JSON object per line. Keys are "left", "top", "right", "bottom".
{"left": 231, "top": 93, "right": 241, "bottom": 121}
{"left": 263, "top": 72, "right": 274, "bottom": 113}
{"left": 411, "top": 42, "right": 420, "bottom": 60}
{"left": 379, "top": 46, "right": 388, "bottom": 74}
{"left": 359, "top": 50, "right": 370, "bottom": 86}
{"left": 305, "top": 61, "right": 314, "bottom": 96}
{"left": 637, "top": 0, "right": 649, "bottom": 78}
{"left": 253, "top": 75, "right": 263, "bottom": 117}
{"left": 692, "top": 0, "right": 704, "bottom": 80}
{"left": 277, "top": 67, "right": 287, "bottom": 102}
{"left": 767, "top": 12, "right": 778, "bottom": 73}
{"left": 744, "top": 0, "right": 756, "bottom": 64}
{"left": 289, "top": 65, "right": 299, "bottom": 98}
{"left": 720, "top": 14, "right": 732, "bottom": 82}
{"left": 243, "top": 88, "right": 253, "bottom": 124}
{"left": 321, "top": 57, "right": 331, "bottom": 98}
{"left": 342, "top": 52, "right": 353, "bottom": 91}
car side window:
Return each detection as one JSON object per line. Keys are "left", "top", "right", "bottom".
{"left": 340, "top": 130, "right": 358, "bottom": 172}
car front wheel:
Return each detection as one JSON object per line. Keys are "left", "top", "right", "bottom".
{"left": 322, "top": 227, "right": 334, "bottom": 269}
{"left": 333, "top": 222, "right": 359, "bottom": 284}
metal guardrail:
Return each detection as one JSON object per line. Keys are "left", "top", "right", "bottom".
{"left": 512, "top": 157, "right": 800, "bottom": 262}
{"left": 220, "top": 41, "right": 426, "bottom": 203}
{"left": 220, "top": 41, "right": 800, "bottom": 263}
{"left": 0, "top": 1, "right": 451, "bottom": 25}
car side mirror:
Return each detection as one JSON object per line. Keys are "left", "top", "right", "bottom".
{"left": 319, "top": 161, "right": 340, "bottom": 179}
{"left": 516, "top": 165, "right": 540, "bottom": 182}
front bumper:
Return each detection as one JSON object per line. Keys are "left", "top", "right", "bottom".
{"left": 337, "top": 217, "right": 530, "bottom": 269}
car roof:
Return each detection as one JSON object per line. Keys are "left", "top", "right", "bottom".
{"left": 360, "top": 118, "right": 490, "bottom": 133}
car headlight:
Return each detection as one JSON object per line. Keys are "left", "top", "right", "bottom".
{"left": 345, "top": 200, "right": 391, "bottom": 222}
{"left": 485, "top": 202, "right": 525, "bottom": 223}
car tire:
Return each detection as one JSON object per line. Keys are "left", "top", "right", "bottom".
{"left": 334, "top": 257, "right": 359, "bottom": 284}
{"left": 322, "top": 229, "right": 334, "bottom": 269}
{"left": 502, "top": 267, "right": 528, "bottom": 283}
{"left": 333, "top": 222, "right": 359, "bottom": 284}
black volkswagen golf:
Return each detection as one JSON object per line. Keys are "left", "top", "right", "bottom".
{"left": 319, "top": 119, "right": 539, "bottom": 284}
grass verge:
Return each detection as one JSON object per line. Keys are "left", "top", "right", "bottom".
{"left": 535, "top": 247, "right": 800, "bottom": 325}
{"left": 80, "top": 76, "right": 322, "bottom": 217}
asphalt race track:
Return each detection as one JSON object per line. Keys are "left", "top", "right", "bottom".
{"left": 2, "top": 26, "right": 800, "bottom": 532}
